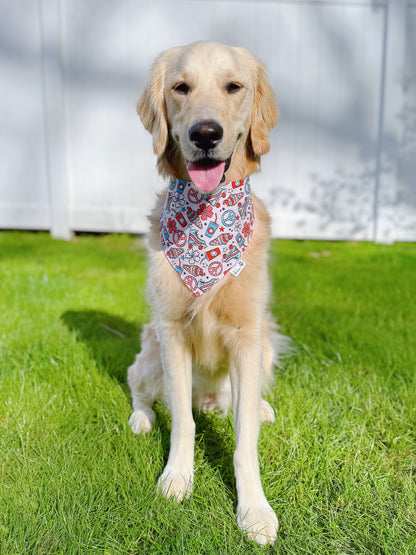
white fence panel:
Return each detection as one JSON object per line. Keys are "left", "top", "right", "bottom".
{"left": 261, "top": 1, "right": 386, "bottom": 240}
{"left": 0, "top": 0, "right": 414, "bottom": 242}
{"left": 0, "top": 1, "right": 50, "bottom": 230}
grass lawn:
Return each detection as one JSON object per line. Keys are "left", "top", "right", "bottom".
{"left": 0, "top": 231, "right": 415, "bottom": 554}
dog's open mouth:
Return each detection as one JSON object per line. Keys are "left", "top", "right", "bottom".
{"left": 187, "top": 157, "right": 231, "bottom": 193}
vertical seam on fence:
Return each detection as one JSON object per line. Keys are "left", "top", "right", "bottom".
{"left": 373, "top": 3, "right": 388, "bottom": 243}
{"left": 39, "top": 0, "right": 72, "bottom": 240}
{"left": 373, "top": 0, "right": 407, "bottom": 243}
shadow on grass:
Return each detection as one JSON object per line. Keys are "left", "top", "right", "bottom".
{"left": 61, "top": 310, "right": 141, "bottom": 385}
{"left": 194, "top": 410, "right": 236, "bottom": 495}
{"left": 61, "top": 309, "right": 238, "bottom": 497}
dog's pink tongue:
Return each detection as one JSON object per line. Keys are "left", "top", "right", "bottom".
{"left": 187, "top": 161, "right": 225, "bottom": 192}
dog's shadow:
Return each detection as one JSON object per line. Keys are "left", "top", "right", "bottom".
{"left": 194, "top": 409, "right": 236, "bottom": 494}
{"left": 61, "top": 309, "right": 237, "bottom": 493}
{"left": 61, "top": 309, "right": 141, "bottom": 388}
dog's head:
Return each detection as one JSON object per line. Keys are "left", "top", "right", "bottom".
{"left": 138, "top": 41, "right": 278, "bottom": 191}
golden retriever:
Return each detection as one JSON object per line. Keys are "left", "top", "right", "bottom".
{"left": 127, "top": 41, "right": 285, "bottom": 545}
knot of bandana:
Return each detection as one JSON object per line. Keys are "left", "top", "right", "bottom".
{"left": 160, "top": 178, "right": 254, "bottom": 296}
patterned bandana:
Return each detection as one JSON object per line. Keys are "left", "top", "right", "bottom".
{"left": 160, "top": 177, "right": 254, "bottom": 296}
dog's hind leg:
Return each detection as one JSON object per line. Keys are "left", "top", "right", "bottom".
{"left": 127, "top": 324, "right": 164, "bottom": 434}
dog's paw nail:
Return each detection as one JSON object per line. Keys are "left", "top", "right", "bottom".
{"left": 128, "top": 409, "right": 154, "bottom": 434}
{"left": 237, "top": 503, "right": 279, "bottom": 545}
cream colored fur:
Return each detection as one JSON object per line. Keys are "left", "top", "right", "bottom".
{"left": 128, "top": 41, "right": 286, "bottom": 545}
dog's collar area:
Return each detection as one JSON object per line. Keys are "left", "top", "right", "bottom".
{"left": 160, "top": 177, "right": 254, "bottom": 296}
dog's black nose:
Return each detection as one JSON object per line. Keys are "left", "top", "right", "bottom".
{"left": 188, "top": 120, "right": 224, "bottom": 151}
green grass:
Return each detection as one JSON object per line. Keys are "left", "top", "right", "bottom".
{"left": 0, "top": 231, "right": 415, "bottom": 554}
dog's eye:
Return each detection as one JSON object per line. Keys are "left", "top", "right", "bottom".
{"left": 226, "top": 82, "right": 242, "bottom": 94}
{"left": 173, "top": 82, "right": 190, "bottom": 95}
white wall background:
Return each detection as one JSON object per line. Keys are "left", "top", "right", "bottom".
{"left": 0, "top": 0, "right": 415, "bottom": 242}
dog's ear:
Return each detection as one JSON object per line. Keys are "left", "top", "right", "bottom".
{"left": 137, "top": 49, "right": 178, "bottom": 157}
{"left": 250, "top": 63, "right": 278, "bottom": 156}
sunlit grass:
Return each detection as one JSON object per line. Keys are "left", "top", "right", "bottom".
{"left": 1, "top": 232, "right": 415, "bottom": 553}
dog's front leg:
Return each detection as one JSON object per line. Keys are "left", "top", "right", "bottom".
{"left": 230, "top": 333, "right": 279, "bottom": 545}
{"left": 157, "top": 323, "right": 195, "bottom": 501}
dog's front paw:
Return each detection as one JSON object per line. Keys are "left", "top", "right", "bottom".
{"left": 157, "top": 467, "right": 193, "bottom": 501}
{"left": 237, "top": 501, "right": 279, "bottom": 546}
{"left": 128, "top": 407, "right": 154, "bottom": 434}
